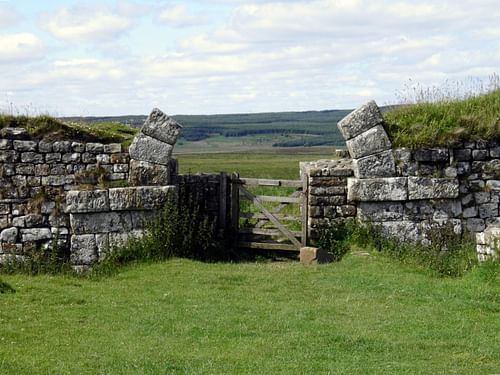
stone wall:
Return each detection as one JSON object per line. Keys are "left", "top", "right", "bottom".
{"left": 303, "top": 101, "right": 500, "bottom": 260}
{"left": 0, "top": 128, "right": 130, "bottom": 263}
{"left": 67, "top": 186, "right": 176, "bottom": 271}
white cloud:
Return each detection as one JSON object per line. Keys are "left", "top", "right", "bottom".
{"left": 0, "top": 6, "right": 18, "bottom": 28}
{"left": 158, "top": 5, "right": 206, "bottom": 28}
{"left": 0, "top": 33, "right": 43, "bottom": 63}
{"left": 41, "top": 6, "right": 132, "bottom": 43}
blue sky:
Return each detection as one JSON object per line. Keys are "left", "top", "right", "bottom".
{"left": 0, "top": 0, "right": 499, "bottom": 116}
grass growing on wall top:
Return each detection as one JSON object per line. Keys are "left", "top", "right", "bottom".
{"left": 0, "top": 114, "right": 138, "bottom": 145}
{"left": 384, "top": 84, "right": 500, "bottom": 149}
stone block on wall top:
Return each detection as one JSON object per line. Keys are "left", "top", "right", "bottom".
{"left": 65, "top": 190, "right": 109, "bottom": 213}
{"left": 414, "top": 148, "right": 449, "bottom": 162}
{"left": 352, "top": 150, "right": 396, "bottom": 178}
{"left": 407, "top": 177, "right": 459, "bottom": 200}
{"left": 347, "top": 177, "right": 408, "bottom": 202}
{"left": 346, "top": 125, "right": 392, "bottom": 159}
{"left": 128, "top": 133, "right": 173, "bottom": 165}
{"left": 141, "top": 108, "right": 183, "bottom": 145}
{"left": 128, "top": 158, "right": 176, "bottom": 186}
{"left": 337, "top": 100, "right": 384, "bottom": 141}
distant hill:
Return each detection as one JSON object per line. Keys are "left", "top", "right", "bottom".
{"left": 61, "top": 109, "right": 352, "bottom": 148}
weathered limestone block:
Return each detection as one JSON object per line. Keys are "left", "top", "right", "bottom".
{"left": 454, "top": 148, "right": 471, "bottom": 161}
{"left": 404, "top": 201, "right": 434, "bottom": 220}
{"left": 53, "top": 141, "right": 71, "bottom": 153}
{"left": 109, "top": 186, "right": 176, "bottom": 211}
{"left": 13, "top": 140, "right": 37, "bottom": 152}
{"left": 0, "top": 150, "right": 18, "bottom": 162}
{"left": 486, "top": 180, "right": 500, "bottom": 191}
{"left": 376, "top": 221, "right": 421, "bottom": 243}
{"left": 70, "top": 212, "right": 134, "bottom": 234}
{"left": 70, "top": 234, "right": 97, "bottom": 265}
{"left": 347, "top": 177, "right": 407, "bottom": 202}
{"left": 478, "top": 203, "right": 498, "bottom": 219}
{"left": 299, "top": 247, "right": 333, "bottom": 264}
{"left": 407, "top": 177, "right": 459, "bottom": 200}
{"left": 62, "top": 153, "right": 81, "bottom": 164}
{"left": 467, "top": 218, "right": 485, "bottom": 232}
{"left": 21, "top": 152, "right": 43, "bottom": 164}
{"left": 141, "top": 108, "right": 183, "bottom": 145}
{"left": 309, "top": 186, "right": 345, "bottom": 195}
{"left": 432, "top": 200, "right": 462, "bottom": 220}
{"left": 128, "top": 134, "right": 173, "bottom": 165}
{"left": 1, "top": 227, "right": 18, "bottom": 243}
{"left": 472, "top": 149, "right": 489, "bottom": 160}
{"left": 86, "top": 143, "right": 104, "bottom": 153}
{"left": 346, "top": 125, "right": 392, "bottom": 159}
{"left": 130, "top": 211, "right": 156, "bottom": 229}
{"left": 309, "top": 195, "right": 346, "bottom": 205}
{"left": 65, "top": 190, "right": 109, "bottom": 213}
{"left": 0, "top": 139, "right": 12, "bottom": 150}
{"left": 103, "top": 143, "right": 122, "bottom": 153}
{"left": 128, "top": 159, "right": 175, "bottom": 186}
{"left": 309, "top": 176, "right": 347, "bottom": 187}
{"left": 358, "top": 202, "right": 404, "bottom": 221}
{"left": 352, "top": 150, "right": 396, "bottom": 178}
{"left": 20, "top": 228, "right": 52, "bottom": 242}
{"left": 0, "top": 127, "right": 28, "bottom": 139}
{"left": 38, "top": 141, "right": 52, "bottom": 152}
{"left": 337, "top": 100, "right": 384, "bottom": 140}
{"left": 45, "top": 153, "right": 61, "bottom": 163}
{"left": 414, "top": 148, "right": 449, "bottom": 162}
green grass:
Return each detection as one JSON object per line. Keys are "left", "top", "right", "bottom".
{"left": 0, "top": 114, "right": 138, "bottom": 146}
{"left": 0, "top": 256, "right": 498, "bottom": 374}
{"left": 384, "top": 89, "right": 500, "bottom": 149}
{"left": 177, "top": 148, "right": 335, "bottom": 179}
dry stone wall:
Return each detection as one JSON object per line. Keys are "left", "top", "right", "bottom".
{"left": 304, "top": 101, "right": 500, "bottom": 260}
{"left": 0, "top": 129, "right": 130, "bottom": 264}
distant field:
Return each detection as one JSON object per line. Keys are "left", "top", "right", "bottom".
{"left": 177, "top": 148, "right": 336, "bottom": 179}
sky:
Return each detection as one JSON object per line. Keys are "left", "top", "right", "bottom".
{"left": 0, "top": 0, "right": 499, "bottom": 116}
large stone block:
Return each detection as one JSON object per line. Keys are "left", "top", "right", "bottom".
{"left": 70, "top": 212, "right": 133, "bottom": 234}
{"left": 20, "top": 228, "right": 52, "bottom": 242}
{"left": 347, "top": 177, "right": 407, "bottom": 202}
{"left": 337, "top": 100, "right": 384, "bottom": 140}
{"left": 141, "top": 108, "right": 183, "bottom": 145}
{"left": 299, "top": 247, "right": 333, "bottom": 264}
{"left": 377, "top": 221, "right": 421, "bottom": 243}
{"left": 346, "top": 125, "right": 392, "bottom": 159}
{"left": 128, "top": 158, "right": 176, "bottom": 186}
{"left": 1, "top": 227, "right": 18, "bottom": 243}
{"left": 65, "top": 190, "right": 109, "bottom": 213}
{"left": 352, "top": 150, "right": 396, "bottom": 178}
{"left": 407, "top": 177, "right": 459, "bottom": 200}
{"left": 108, "top": 186, "right": 176, "bottom": 211}
{"left": 128, "top": 134, "right": 173, "bottom": 165}
{"left": 358, "top": 202, "right": 404, "bottom": 221}
{"left": 70, "top": 234, "right": 97, "bottom": 265}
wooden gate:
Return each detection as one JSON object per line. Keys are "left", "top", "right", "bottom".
{"left": 230, "top": 173, "right": 307, "bottom": 252}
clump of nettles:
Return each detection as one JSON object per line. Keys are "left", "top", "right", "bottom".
{"left": 317, "top": 220, "right": 354, "bottom": 262}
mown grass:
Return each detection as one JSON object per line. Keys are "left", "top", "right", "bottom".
{"left": 0, "top": 256, "right": 498, "bottom": 374}
{"left": 385, "top": 88, "right": 500, "bottom": 149}
{"left": 0, "top": 114, "right": 137, "bottom": 146}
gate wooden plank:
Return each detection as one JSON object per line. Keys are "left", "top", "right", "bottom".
{"left": 238, "top": 241, "right": 298, "bottom": 251}
{"left": 239, "top": 178, "right": 302, "bottom": 188}
{"left": 254, "top": 195, "right": 301, "bottom": 203}
{"left": 239, "top": 212, "right": 302, "bottom": 222}
{"left": 239, "top": 228, "right": 302, "bottom": 237}
{"left": 239, "top": 186, "right": 302, "bottom": 249}
{"left": 219, "top": 172, "right": 227, "bottom": 231}
{"left": 231, "top": 172, "right": 240, "bottom": 246}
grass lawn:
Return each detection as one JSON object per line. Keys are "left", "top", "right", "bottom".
{"left": 1, "top": 254, "right": 498, "bottom": 374}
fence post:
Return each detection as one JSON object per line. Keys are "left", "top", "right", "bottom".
{"left": 219, "top": 172, "right": 227, "bottom": 233}
{"left": 301, "top": 173, "right": 308, "bottom": 247}
{"left": 231, "top": 172, "right": 240, "bottom": 248}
